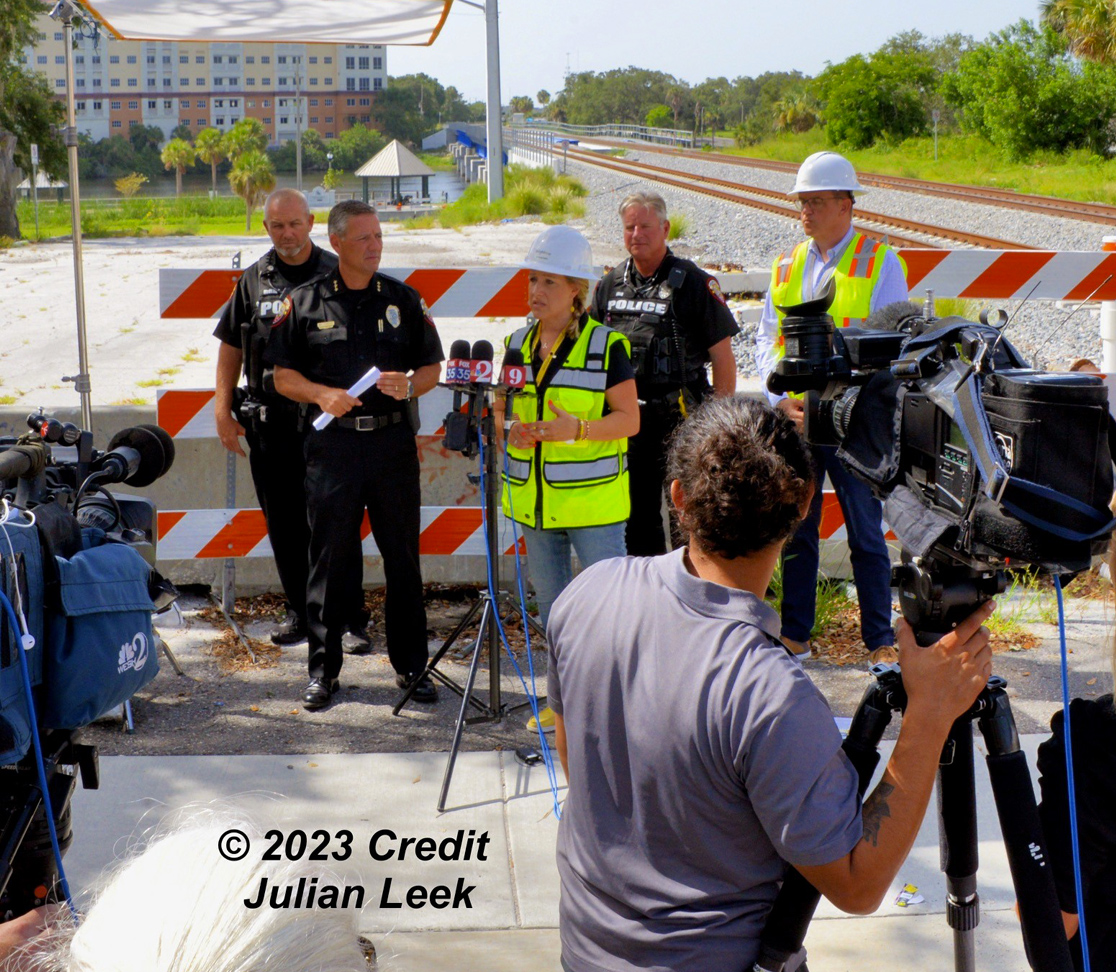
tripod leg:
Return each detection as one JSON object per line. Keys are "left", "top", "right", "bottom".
{"left": 937, "top": 720, "right": 979, "bottom": 972}
{"left": 437, "top": 599, "right": 493, "bottom": 813}
{"left": 977, "top": 688, "right": 1073, "bottom": 972}
{"left": 393, "top": 596, "right": 485, "bottom": 716}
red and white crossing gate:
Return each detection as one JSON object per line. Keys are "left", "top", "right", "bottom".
{"left": 155, "top": 249, "right": 1109, "bottom": 565}
{"left": 158, "top": 251, "right": 1116, "bottom": 320}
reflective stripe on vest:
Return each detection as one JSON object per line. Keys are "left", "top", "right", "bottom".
{"left": 502, "top": 318, "right": 631, "bottom": 530}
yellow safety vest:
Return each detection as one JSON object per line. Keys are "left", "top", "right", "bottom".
{"left": 769, "top": 233, "right": 907, "bottom": 355}
{"left": 502, "top": 318, "right": 631, "bottom": 530}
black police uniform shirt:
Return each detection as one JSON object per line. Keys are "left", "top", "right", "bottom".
{"left": 263, "top": 268, "right": 444, "bottom": 418}
{"left": 212, "top": 244, "right": 338, "bottom": 397}
{"left": 589, "top": 249, "right": 739, "bottom": 401}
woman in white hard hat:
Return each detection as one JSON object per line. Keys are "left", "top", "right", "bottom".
{"left": 495, "top": 225, "right": 640, "bottom": 732}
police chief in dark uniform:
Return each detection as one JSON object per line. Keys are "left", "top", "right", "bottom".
{"left": 212, "top": 188, "right": 368, "bottom": 651}
{"left": 266, "top": 200, "right": 444, "bottom": 711}
{"left": 590, "top": 190, "right": 739, "bottom": 556}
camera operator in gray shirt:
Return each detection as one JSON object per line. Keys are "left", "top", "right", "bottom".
{"left": 547, "top": 395, "right": 996, "bottom": 972}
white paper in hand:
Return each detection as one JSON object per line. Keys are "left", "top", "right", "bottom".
{"left": 312, "top": 366, "right": 382, "bottom": 431}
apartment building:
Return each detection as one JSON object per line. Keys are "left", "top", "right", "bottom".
{"left": 22, "top": 15, "right": 387, "bottom": 144}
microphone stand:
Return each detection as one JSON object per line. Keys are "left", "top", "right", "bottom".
{"left": 392, "top": 380, "right": 546, "bottom": 811}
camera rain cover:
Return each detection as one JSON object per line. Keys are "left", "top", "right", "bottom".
{"left": 836, "top": 369, "right": 906, "bottom": 490}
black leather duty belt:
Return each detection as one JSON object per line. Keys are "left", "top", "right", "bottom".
{"left": 332, "top": 412, "right": 405, "bottom": 431}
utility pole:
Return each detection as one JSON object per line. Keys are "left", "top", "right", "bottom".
{"left": 294, "top": 53, "right": 303, "bottom": 192}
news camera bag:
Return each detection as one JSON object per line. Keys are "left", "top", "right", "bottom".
{"left": 0, "top": 509, "right": 47, "bottom": 766}
{"left": 38, "top": 524, "right": 158, "bottom": 731}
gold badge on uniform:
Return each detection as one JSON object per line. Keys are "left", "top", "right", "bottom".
{"left": 386, "top": 304, "right": 401, "bottom": 329}
{"left": 316, "top": 320, "right": 336, "bottom": 330}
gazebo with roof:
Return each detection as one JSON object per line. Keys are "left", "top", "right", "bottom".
{"left": 354, "top": 139, "right": 436, "bottom": 204}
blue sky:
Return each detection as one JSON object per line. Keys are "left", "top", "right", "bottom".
{"left": 389, "top": 0, "right": 1043, "bottom": 103}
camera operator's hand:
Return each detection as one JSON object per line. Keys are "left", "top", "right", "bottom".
{"left": 216, "top": 409, "right": 247, "bottom": 457}
{"left": 776, "top": 397, "right": 805, "bottom": 432}
{"left": 315, "top": 387, "right": 361, "bottom": 418}
{"left": 899, "top": 600, "right": 996, "bottom": 731}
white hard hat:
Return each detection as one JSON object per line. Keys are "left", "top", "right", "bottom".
{"left": 789, "top": 151, "right": 866, "bottom": 197}
{"left": 521, "top": 225, "right": 595, "bottom": 281}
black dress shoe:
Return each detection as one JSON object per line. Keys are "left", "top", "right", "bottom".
{"left": 396, "top": 671, "right": 438, "bottom": 704}
{"left": 341, "top": 623, "right": 372, "bottom": 655}
{"left": 272, "top": 613, "right": 307, "bottom": 646}
{"left": 302, "top": 677, "right": 340, "bottom": 710}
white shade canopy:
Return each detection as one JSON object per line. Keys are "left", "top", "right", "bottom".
{"left": 82, "top": 0, "right": 453, "bottom": 47}
{"left": 355, "top": 139, "right": 435, "bottom": 178}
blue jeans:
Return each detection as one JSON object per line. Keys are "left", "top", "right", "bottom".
{"left": 522, "top": 522, "right": 627, "bottom": 633}
{"left": 780, "top": 445, "right": 894, "bottom": 651}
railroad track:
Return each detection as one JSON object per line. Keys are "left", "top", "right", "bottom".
{"left": 583, "top": 137, "right": 1116, "bottom": 228}
{"left": 566, "top": 148, "right": 1031, "bottom": 251}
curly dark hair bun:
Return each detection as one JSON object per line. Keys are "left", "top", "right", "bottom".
{"left": 667, "top": 396, "right": 815, "bottom": 560}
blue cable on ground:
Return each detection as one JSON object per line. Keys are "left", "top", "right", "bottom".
{"left": 1054, "top": 574, "right": 1089, "bottom": 970}
{"left": 0, "top": 588, "right": 78, "bottom": 924}
{"left": 477, "top": 429, "right": 562, "bottom": 819}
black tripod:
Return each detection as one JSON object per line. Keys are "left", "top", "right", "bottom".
{"left": 756, "top": 558, "right": 1074, "bottom": 972}
{"left": 392, "top": 387, "right": 546, "bottom": 811}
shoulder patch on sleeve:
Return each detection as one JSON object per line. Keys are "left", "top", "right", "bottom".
{"left": 270, "top": 295, "right": 293, "bottom": 328}
{"left": 707, "top": 277, "right": 727, "bottom": 306}
{"left": 420, "top": 296, "right": 437, "bottom": 329}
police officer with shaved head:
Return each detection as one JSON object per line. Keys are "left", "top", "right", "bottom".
{"left": 590, "top": 189, "right": 739, "bottom": 557}
{"left": 213, "top": 188, "right": 371, "bottom": 653}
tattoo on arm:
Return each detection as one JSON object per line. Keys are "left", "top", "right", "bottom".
{"left": 861, "top": 781, "right": 895, "bottom": 847}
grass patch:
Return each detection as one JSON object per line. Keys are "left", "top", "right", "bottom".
{"left": 417, "top": 166, "right": 589, "bottom": 229}
{"left": 157, "top": 366, "right": 181, "bottom": 377}
{"left": 136, "top": 378, "right": 165, "bottom": 388}
{"left": 720, "top": 130, "right": 1116, "bottom": 207}
{"left": 418, "top": 151, "right": 457, "bottom": 172}
{"left": 181, "top": 347, "right": 207, "bottom": 363}
{"left": 15, "top": 195, "right": 267, "bottom": 241}
{"left": 0, "top": 236, "right": 14, "bottom": 249}
{"left": 111, "top": 396, "right": 149, "bottom": 405}
{"left": 668, "top": 212, "right": 690, "bottom": 240}
{"left": 0, "top": 395, "right": 18, "bottom": 405}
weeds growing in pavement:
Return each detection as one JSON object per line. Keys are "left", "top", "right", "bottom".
{"left": 668, "top": 212, "right": 689, "bottom": 240}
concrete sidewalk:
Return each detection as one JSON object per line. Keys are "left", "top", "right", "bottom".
{"left": 63, "top": 734, "right": 1057, "bottom": 971}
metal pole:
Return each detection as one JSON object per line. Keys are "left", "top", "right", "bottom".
{"left": 30, "top": 145, "right": 39, "bottom": 240}
{"left": 1101, "top": 236, "right": 1116, "bottom": 373}
{"left": 483, "top": 0, "right": 504, "bottom": 202}
{"left": 61, "top": 15, "right": 92, "bottom": 429}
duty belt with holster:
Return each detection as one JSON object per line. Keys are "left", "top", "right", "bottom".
{"left": 232, "top": 386, "right": 307, "bottom": 432}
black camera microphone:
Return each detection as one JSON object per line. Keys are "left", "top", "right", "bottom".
{"left": 446, "top": 339, "right": 471, "bottom": 386}
{"left": 95, "top": 425, "right": 176, "bottom": 488}
{"left": 862, "top": 300, "right": 923, "bottom": 333}
{"left": 470, "top": 340, "right": 495, "bottom": 386}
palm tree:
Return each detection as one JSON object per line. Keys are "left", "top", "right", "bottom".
{"left": 160, "top": 138, "right": 196, "bottom": 197}
{"left": 1042, "top": 0, "right": 1116, "bottom": 63}
{"left": 223, "top": 117, "right": 268, "bottom": 162}
{"left": 195, "top": 127, "right": 226, "bottom": 195}
{"left": 228, "top": 149, "right": 275, "bottom": 231}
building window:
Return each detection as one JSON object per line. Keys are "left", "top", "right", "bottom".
{"left": 229, "top": 55, "right": 238, "bottom": 64}
{"left": 147, "top": 77, "right": 155, "bottom": 87}
{"left": 92, "top": 78, "right": 101, "bottom": 86}
{"left": 110, "top": 78, "right": 120, "bottom": 87}
{"left": 112, "top": 120, "right": 122, "bottom": 128}
{"left": 164, "top": 99, "right": 172, "bottom": 109}
{"left": 325, "top": 117, "right": 333, "bottom": 125}
{"left": 247, "top": 78, "right": 256, "bottom": 86}
{"left": 196, "top": 78, "right": 204, "bottom": 85}
{"left": 197, "top": 100, "right": 205, "bottom": 107}
{"left": 346, "top": 79, "right": 355, "bottom": 91}
{"left": 324, "top": 98, "right": 333, "bottom": 106}
{"left": 246, "top": 99, "right": 255, "bottom": 107}
{"left": 246, "top": 56, "right": 255, "bottom": 64}
{"left": 197, "top": 118, "right": 206, "bottom": 125}
{"left": 37, "top": 32, "right": 46, "bottom": 40}
{"left": 54, "top": 78, "right": 64, "bottom": 88}
{"left": 310, "top": 77, "right": 318, "bottom": 85}
{"left": 359, "top": 77, "right": 369, "bottom": 91}
{"left": 309, "top": 98, "right": 319, "bottom": 106}
{"left": 278, "top": 98, "right": 287, "bottom": 107}
{"left": 54, "top": 55, "right": 64, "bottom": 64}
{"left": 278, "top": 55, "right": 287, "bottom": 64}
{"left": 36, "top": 55, "right": 47, "bottom": 64}
{"left": 358, "top": 56, "right": 369, "bottom": 70}
{"left": 310, "top": 116, "right": 318, "bottom": 124}
{"left": 229, "top": 77, "right": 238, "bottom": 85}
{"left": 163, "top": 78, "right": 172, "bottom": 87}
{"left": 358, "top": 97, "right": 369, "bottom": 106}
{"left": 196, "top": 55, "right": 205, "bottom": 63}
{"left": 163, "top": 55, "right": 171, "bottom": 64}
{"left": 216, "top": 116, "right": 224, "bottom": 125}
{"left": 262, "top": 78, "right": 271, "bottom": 85}
{"left": 92, "top": 55, "right": 100, "bottom": 64}
{"left": 230, "top": 99, "right": 239, "bottom": 107}
{"left": 214, "top": 98, "right": 224, "bottom": 107}
{"left": 127, "top": 78, "right": 137, "bottom": 86}
{"left": 147, "top": 99, "right": 156, "bottom": 108}
{"left": 129, "top": 100, "right": 139, "bottom": 109}
{"left": 76, "top": 78, "right": 85, "bottom": 87}
{"left": 373, "top": 77, "right": 383, "bottom": 91}
{"left": 213, "top": 55, "right": 223, "bottom": 63}
{"left": 75, "top": 55, "right": 84, "bottom": 64}
{"left": 214, "top": 77, "right": 223, "bottom": 85}
{"left": 360, "top": 114, "right": 370, "bottom": 123}
{"left": 263, "top": 116, "right": 271, "bottom": 124}
{"left": 278, "top": 76, "right": 287, "bottom": 86}
{"left": 180, "top": 99, "right": 190, "bottom": 108}
{"left": 111, "top": 100, "right": 121, "bottom": 109}
{"left": 181, "top": 78, "right": 190, "bottom": 85}
{"left": 280, "top": 116, "right": 288, "bottom": 124}
{"left": 346, "top": 98, "right": 355, "bottom": 106}
{"left": 261, "top": 55, "right": 270, "bottom": 64}
{"left": 109, "top": 54, "right": 119, "bottom": 63}
{"left": 345, "top": 56, "right": 354, "bottom": 69}
{"left": 93, "top": 101, "right": 102, "bottom": 110}
{"left": 146, "top": 55, "right": 155, "bottom": 63}
{"left": 373, "top": 56, "right": 382, "bottom": 70}
{"left": 262, "top": 99, "right": 271, "bottom": 107}
{"left": 324, "top": 77, "right": 333, "bottom": 86}
{"left": 324, "top": 56, "right": 332, "bottom": 64}
{"left": 127, "top": 55, "right": 137, "bottom": 63}
{"left": 309, "top": 56, "right": 318, "bottom": 64}
{"left": 53, "top": 31, "right": 63, "bottom": 40}
{"left": 325, "top": 130, "right": 334, "bottom": 138}
{"left": 180, "top": 54, "right": 188, "bottom": 63}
